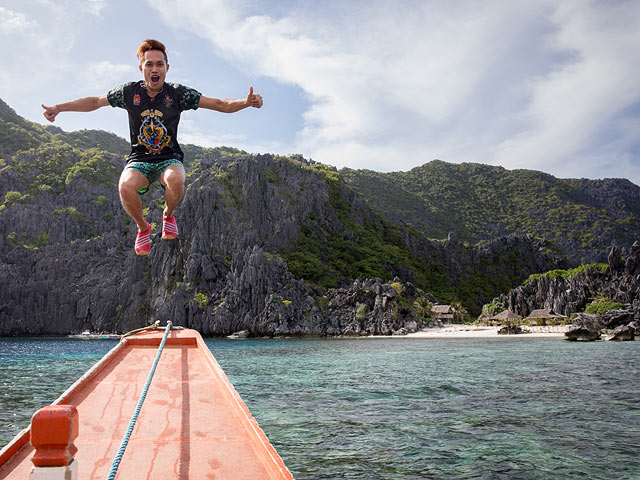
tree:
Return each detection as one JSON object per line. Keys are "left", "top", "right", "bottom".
{"left": 412, "top": 297, "right": 434, "bottom": 320}
{"left": 451, "top": 301, "right": 469, "bottom": 323}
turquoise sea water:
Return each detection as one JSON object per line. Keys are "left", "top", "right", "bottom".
{"left": 1, "top": 337, "right": 639, "bottom": 479}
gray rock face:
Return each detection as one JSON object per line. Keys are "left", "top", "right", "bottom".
{"left": 563, "top": 312, "right": 606, "bottom": 341}
{"left": 564, "top": 326, "right": 602, "bottom": 342}
{"left": 497, "top": 324, "right": 524, "bottom": 335}
{"left": 498, "top": 242, "right": 640, "bottom": 321}
{"left": 605, "top": 325, "right": 635, "bottom": 341}
{"left": 1, "top": 153, "right": 418, "bottom": 336}
{"left": 602, "top": 309, "right": 635, "bottom": 329}
{"left": 571, "top": 313, "right": 605, "bottom": 331}
{"left": 1, "top": 153, "right": 327, "bottom": 336}
{"left": 320, "top": 277, "right": 434, "bottom": 337}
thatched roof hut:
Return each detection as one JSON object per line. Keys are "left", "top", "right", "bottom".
{"left": 525, "top": 308, "right": 567, "bottom": 325}
{"left": 492, "top": 310, "right": 522, "bottom": 322}
{"left": 525, "top": 308, "right": 566, "bottom": 320}
{"left": 432, "top": 304, "right": 455, "bottom": 324}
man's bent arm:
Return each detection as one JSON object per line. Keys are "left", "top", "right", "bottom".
{"left": 198, "top": 87, "right": 263, "bottom": 113}
{"left": 42, "top": 95, "right": 109, "bottom": 123}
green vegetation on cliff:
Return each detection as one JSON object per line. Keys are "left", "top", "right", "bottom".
{"left": 584, "top": 301, "right": 623, "bottom": 315}
{"left": 280, "top": 162, "right": 443, "bottom": 292}
{"left": 0, "top": 100, "right": 53, "bottom": 155}
{"left": 341, "top": 160, "right": 640, "bottom": 264}
{"left": 525, "top": 263, "right": 608, "bottom": 284}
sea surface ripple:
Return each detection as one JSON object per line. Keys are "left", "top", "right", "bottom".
{"left": 1, "top": 336, "right": 638, "bottom": 479}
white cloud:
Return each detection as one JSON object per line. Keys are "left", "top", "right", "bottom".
{"left": 0, "top": 7, "right": 38, "bottom": 34}
{"left": 146, "top": 0, "right": 640, "bottom": 184}
{"left": 84, "top": 0, "right": 106, "bottom": 16}
{"left": 79, "top": 61, "right": 137, "bottom": 91}
{"left": 493, "top": 0, "right": 640, "bottom": 179}
{"left": 0, "top": 1, "right": 128, "bottom": 106}
{"left": 0, "top": 8, "right": 63, "bottom": 94}
{"left": 179, "top": 117, "right": 247, "bottom": 146}
{"left": 28, "top": 0, "right": 106, "bottom": 16}
{"left": 178, "top": 116, "right": 290, "bottom": 155}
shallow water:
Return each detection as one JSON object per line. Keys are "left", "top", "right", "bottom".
{"left": 1, "top": 336, "right": 639, "bottom": 479}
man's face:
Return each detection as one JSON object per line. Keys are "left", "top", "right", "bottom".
{"left": 139, "top": 49, "right": 168, "bottom": 91}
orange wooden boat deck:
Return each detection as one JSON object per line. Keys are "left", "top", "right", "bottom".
{"left": 0, "top": 328, "right": 293, "bottom": 479}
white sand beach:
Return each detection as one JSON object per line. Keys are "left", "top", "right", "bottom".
{"left": 407, "top": 324, "right": 570, "bottom": 338}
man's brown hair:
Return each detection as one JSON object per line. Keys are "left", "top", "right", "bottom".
{"left": 137, "top": 39, "right": 168, "bottom": 64}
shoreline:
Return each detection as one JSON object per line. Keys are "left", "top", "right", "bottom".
{"left": 1, "top": 325, "right": 570, "bottom": 340}
{"left": 404, "top": 324, "right": 569, "bottom": 339}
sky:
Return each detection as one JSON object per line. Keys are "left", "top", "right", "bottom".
{"left": 1, "top": 0, "right": 640, "bottom": 185}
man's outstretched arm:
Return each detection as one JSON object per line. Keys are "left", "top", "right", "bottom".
{"left": 198, "top": 86, "right": 263, "bottom": 113}
{"left": 42, "top": 95, "right": 109, "bottom": 123}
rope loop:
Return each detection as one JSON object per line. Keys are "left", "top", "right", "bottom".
{"left": 106, "top": 321, "right": 172, "bottom": 480}
{"left": 119, "top": 320, "right": 161, "bottom": 341}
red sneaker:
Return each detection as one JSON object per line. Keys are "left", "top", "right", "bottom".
{"left": 162, "top": 216, "right": 178, "bottom": 240}
{"left": 135, "top": 222, "right": 152, "bottom": 256}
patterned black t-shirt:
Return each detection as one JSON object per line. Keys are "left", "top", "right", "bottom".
{"left": 107, "top": 81, "right": 201, "bottom": 164}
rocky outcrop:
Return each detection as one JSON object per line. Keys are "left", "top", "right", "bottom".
{"left": 494, "top": 242, "right": 639, "bottom": 342}
{"left": 602, "top": 309, "right": 636, "bottom": 329}
{"left": 605, "top": 325, "right": 635, "bottom": 341}
{"left": 227, "top": 330, "right": 249, "bottom": 339}
{"left": 562, "top": 310, "right": 637, "bottom": 341}
{"left": 497, "top": 324, "right": 524, "bottom": 335}
{"left": 570, "top": 313, "right": 605, "bottom": 331}
{"left": 564, "top": 326, "right": 602, "bottom": 342}
{"left": 320, "top": 278, "right": 436, "bottom": 336}
{"left": 0, "top": 154, "right": 332, "bottom": 336}
{"left": 498, "top": 242, "right": 640, "bottom": 320}
{"left": 563, "top": 313, "right": 603, "bottom": 341}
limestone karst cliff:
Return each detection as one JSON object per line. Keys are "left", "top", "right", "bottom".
{"left": 0, "top": 149, "right": 566, "bottom": 335}
{"left": 4, "top": 97, "right": 634, "bottom": 336}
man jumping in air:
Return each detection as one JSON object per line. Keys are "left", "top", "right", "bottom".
{"left": 42, "top": 39, "right": 263, "bottom": 256}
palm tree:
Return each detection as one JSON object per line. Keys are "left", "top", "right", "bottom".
{"left": 412, "top": 297, "right": 434, "bottom": 320}
{"left": 482, "top": 300, "right": 505, "bottom": 316}
{"left": 451, "top": 301, "right": 469, "bottom": 323}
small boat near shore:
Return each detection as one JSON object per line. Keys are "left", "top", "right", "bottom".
{"left": 0, "top": 326, "right": 293, "bottom": 479}
{"left": 67, "top": 330, "right": 121, "bottom": 340}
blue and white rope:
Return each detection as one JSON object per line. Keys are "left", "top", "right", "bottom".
{"left": 106, "top": 321, "right": 172, "bottom": 480}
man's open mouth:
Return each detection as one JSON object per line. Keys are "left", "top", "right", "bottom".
{"left": 151, "top": 75, "right": 160, "bottom": 83}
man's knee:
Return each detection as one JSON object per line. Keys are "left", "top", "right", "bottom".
{"left": 161, "top": 167, "right": 185, "bottom": 191}
{"left": 119, "top": 170, "right": 148, "bottom": 195}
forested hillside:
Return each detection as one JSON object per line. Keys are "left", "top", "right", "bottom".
{"left": 341, "top": 161, "right": 640, "bottom": 264}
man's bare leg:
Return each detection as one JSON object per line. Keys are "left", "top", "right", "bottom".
{"left": 160, "top": 165, "right": 186, "bottom": 219}
{"left": 118, "top": 169, "right": 150, "bottom": 231}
